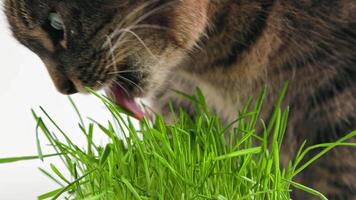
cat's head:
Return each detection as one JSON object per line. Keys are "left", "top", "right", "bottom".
{"left": 4, "top": 0, "right": 208, "bottom": 117}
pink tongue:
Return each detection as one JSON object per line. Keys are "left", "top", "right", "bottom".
{"left": 108, "top": 85, "right": 145, "bottom": 120}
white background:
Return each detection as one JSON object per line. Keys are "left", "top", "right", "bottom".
{"left": 0, "top": 2, "right": 114, "bottom": 199}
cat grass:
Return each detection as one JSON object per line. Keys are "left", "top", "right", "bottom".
{"left": 1, "top": 87, "right": 356, "bottom": 200}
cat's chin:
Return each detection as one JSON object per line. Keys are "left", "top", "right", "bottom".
{"left": 105, "top": 83, "right": 149, "bottom": 121}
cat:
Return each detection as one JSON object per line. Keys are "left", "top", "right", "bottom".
{"left": 4, "top": 0, "right": 356, "bottom": 199}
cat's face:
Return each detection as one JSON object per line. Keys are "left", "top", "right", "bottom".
{"left": 5, "top": 0, "right": 208, "bottom": 116}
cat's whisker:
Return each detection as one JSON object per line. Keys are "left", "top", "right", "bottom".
{"left": 104, "top": 35, "right": 138, "bottom": 69}
{"left": 110, "top": 1, "right": 177, "bottom": 40}
{"left": 108, "top": 69, "right": 148, "bottom": 75}
{"left": 105, "top": 26, "right": 160, "bottom": 64}
{"left": 105, "top": 35, "right": 120, "bottom": 74}
{"left": 107, "top": 1, "right": 153, "bottom": 40}
{"left": 115, "top": 0, "right": 159, "bottom": 30}
{"left": 105, "top": 23, "right": 175, "bottom": 52}
{"left": 103, "top": 48, "right": 133, "bottom": 70}
{"left": 119, "top": 28, "right": 159, "bottom": 61}
{"left": 117, "top": 75, "right": 145, "bottom": 93}
{"left": 96, "top": 81, "right": 104, "bottom": 87}
{"left": 102, "top": 1, "right": 180, "bottom": 66}
{"left": 106, "top": 35, "right": 133, "bottom": 56}
{"left": 104, "top": 0, "right": 161, "bottom": 47}
{"left": 104, "top": 0, "right": 177, "bottom": 50}
{"left": 129, "top": 24, "right": 170, "bottom": 32}
{"left": 104, "top": 36, "right": 145, "bottom": 94}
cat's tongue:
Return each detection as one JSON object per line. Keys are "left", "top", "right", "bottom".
{"left": 108, "top": 84, "right": 145, "bottom": 120}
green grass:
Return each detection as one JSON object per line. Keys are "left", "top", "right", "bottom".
{"left": 1, "top": 87, "right": 356, "bottom": 200}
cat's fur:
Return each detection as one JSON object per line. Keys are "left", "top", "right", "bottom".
{"left": 4, "top": 0, "right": 356, "bottom": 199}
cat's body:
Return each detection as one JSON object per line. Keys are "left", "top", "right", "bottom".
{"left": 4, "top": 0, "right": 356, "bottom": 199}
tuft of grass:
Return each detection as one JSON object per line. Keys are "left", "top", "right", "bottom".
{"left": 1, "top": 87, "right": 356, "bottom": 200}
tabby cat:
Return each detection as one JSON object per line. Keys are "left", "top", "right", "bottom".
{"left": 4, "top": 0, "right": 356, "bottom": 199}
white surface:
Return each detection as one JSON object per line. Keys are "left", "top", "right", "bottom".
{"left": 0, "top": 4, "right": 113, "bottom": 200}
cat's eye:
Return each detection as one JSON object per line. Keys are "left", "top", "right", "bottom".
{"left": 43, "top": 12, "right": 67, "bottom": 49}
{"left": 49, "top": 12, "right": 64, "bottom": 30}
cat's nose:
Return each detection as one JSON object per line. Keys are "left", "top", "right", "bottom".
{"left": 50, "top": 72, "right": 78, "bottom": 95}
{"left": 57, "top": 79, "right": 78, "bottom": 95}
{"left": 42, "top": 58, "right": 78, "bottom": 95}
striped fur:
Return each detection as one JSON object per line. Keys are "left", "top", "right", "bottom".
{"left": 4, "top": 0, "right": 356, "bottom": 198}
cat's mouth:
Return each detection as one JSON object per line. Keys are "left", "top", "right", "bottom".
{"left": 106, "top": 82, "right": 147, "bottom": 120}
